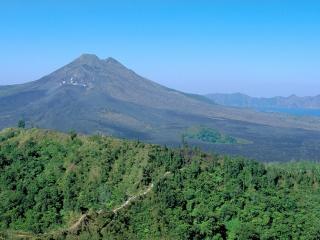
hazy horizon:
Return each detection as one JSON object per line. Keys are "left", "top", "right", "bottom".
{"left": 1, "top": 1, "right": 320, "bottom": 97}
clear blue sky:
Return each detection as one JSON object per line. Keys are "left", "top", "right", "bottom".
{"left": 1, "top": 0, "right": 320, "bottom": 97}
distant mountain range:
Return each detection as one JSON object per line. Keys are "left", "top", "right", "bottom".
{"left": 1, "top": 54, "right": 320, "bottom": 161}
{"left": 206, "top": 93, "right": 320, "bottom": 110}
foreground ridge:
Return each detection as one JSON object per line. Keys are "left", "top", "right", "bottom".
{"left": 1, "top": 129, "right": 320, "bottom": 239}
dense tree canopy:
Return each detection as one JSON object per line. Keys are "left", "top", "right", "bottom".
{"left": 0, "top": 128, "right": 320, "bottom": 239}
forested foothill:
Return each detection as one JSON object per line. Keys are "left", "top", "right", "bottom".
{"left": 1, "top": 128, "right": 320, "bottom": 239}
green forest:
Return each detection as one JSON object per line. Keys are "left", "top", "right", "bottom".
{"left": 1, "top": 128, "right": 320, "bottom": 239}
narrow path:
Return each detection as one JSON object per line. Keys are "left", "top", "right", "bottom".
{"left": 67, "top": 213, "right": 88, "bottom": 233}
{"left": 8, "top": 232, "right": 35, "bottom": 239}
{"left": 65, "top": 182, "right": 155, "bottom": 233}
{"left": 9, "top": 171, "right": 171, "bottom": 238}
{"left": 113, "top": 183, "right": 154, "bottom": 213}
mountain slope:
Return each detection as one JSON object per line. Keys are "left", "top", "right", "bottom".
{"left": 1, "top": 54, "right": 320, "bottom": 161}
{"left": 0, "top": 54, "right": 220, "bottom": 135}
{"left": 206, "top": 92, "right": 320, "bottom": 110}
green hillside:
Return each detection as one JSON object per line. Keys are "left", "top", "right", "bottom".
{"left": 1, "top": 128, "right": 320, "bottom": 239}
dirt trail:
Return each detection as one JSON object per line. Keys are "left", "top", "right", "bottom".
{"left": 67, "top": 213, "right": 88, "bottom": 233}
{"left": 66, "top": 182, "right": 155, "bottom": 234}
{"left": 62, "top": 181, "right": 156, "bottom": 235}
{"left": 10, "top": 171, "right": 171, "bottom": 239}
{"left": 113, "top": 183, "right": 154, "bottom": 213}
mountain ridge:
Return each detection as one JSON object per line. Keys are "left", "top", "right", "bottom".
{"left": 206, "top": 92, "right": 320, "bottom": 109}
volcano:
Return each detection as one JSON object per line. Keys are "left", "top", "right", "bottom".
{"left": 1, "top": 54, "right": 320, "bottom": 161}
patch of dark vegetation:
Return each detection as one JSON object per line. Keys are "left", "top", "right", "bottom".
{"left": 183, "top": 126, "right": 250, "bottom": 144}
